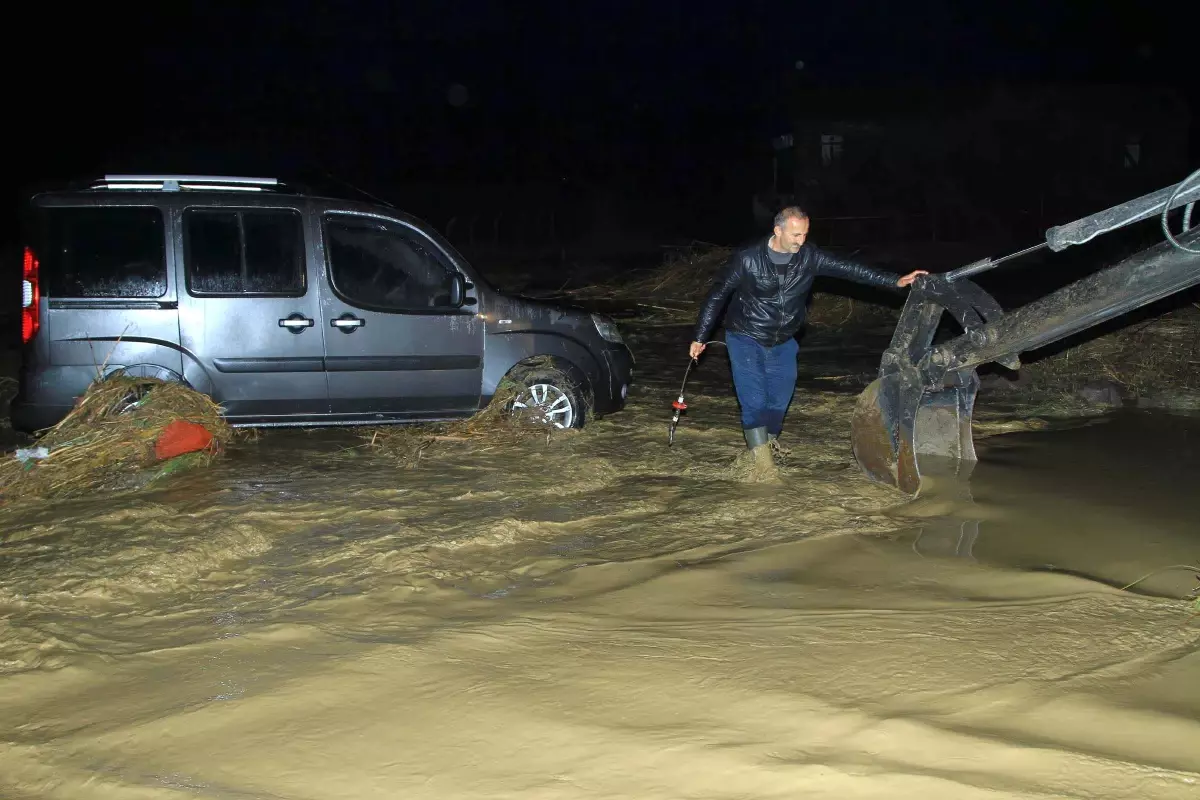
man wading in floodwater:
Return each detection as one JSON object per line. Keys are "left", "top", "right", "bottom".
{"left": 690, "top": 206, "right": 927, "bottom": 465}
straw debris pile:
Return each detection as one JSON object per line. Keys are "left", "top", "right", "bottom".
{"left": 0, "top": 376, "right": 231, "bottom": 502}
{"left": 1025, "top": 302, "right": 1200, "bottom": 398}
{"left": 361, "top": 376, "right": 572, "bottom": 467}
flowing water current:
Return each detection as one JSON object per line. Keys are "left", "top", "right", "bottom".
{"left": 1, "top": 330, "right": 1197, "bottom": 799}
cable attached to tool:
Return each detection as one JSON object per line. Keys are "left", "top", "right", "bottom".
{"left": 668, "top": 340, "right": 727, "bottom": 446}
{"left": 1161, "top": 166, "right": 1200, "bottom": 254}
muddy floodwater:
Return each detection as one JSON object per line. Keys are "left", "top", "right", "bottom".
{"left": 1, "top": 327, "right": 1198, "bottom": 799}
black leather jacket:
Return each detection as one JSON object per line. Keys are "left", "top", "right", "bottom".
{"left": 693, "top": 240, "right": 901, "bottom": 347}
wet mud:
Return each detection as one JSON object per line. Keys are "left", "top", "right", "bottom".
{"left": 1, "top": 323, "right": 1197, "bottom": 799}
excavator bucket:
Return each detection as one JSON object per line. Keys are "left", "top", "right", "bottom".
{"left": 850, "top": 260, "right": 1003, "bottom": 495}
{"left": 852, "top": 169, "right": 1200, "bottom": 495}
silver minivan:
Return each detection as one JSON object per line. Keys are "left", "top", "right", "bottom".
{"left": 11, "top": 175, "right": 633, "bottom": 432}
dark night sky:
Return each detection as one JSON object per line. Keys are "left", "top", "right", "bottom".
{"left": 3, "top": 0, "right": 1193, "bottom": 236}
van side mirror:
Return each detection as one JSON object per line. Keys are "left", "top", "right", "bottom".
{"left": 448, "top": 272, "right": 466, "bottom": 307}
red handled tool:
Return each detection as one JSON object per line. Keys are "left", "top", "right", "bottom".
{"left": 667, "top": 341, "right": 725, "bottom": 446}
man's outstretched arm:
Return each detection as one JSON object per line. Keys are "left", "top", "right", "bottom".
{"left": 814, "top": 247, "right": 927, "bottom": 289}
{"left": 690, "top": 255, "right": 743, "bottom": 358}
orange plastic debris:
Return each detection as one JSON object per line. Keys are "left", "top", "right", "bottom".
{"left": 154, "top": 420, "right": 214, "bottom": 461}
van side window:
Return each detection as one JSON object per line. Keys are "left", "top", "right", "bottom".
{"left": 42, "top": 207, "right": 167, "bottom": 298}
{"left": 323, "top": 215, "right": 457, "bottom": 311}
{"left": 184, "top": 209, "right": 305, "bottom": 296}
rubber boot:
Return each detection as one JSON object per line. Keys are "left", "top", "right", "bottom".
{"left": 744, "top": 426, "right": 770, "bottom": 450}
{"left": 736, "top": 425, "right": 778, "bottom": 481}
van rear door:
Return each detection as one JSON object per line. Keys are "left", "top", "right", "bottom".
{"left": 175, "top": 204, "right": 329, "bottom": 420}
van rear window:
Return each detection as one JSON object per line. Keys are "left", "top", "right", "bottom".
{"left": 41, "top": 207, "right": 167, "bottom": 298}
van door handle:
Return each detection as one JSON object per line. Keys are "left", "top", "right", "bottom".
{"left": 331, "top": 313, "right": 366, "bottom": 332}
{"left": 279, "top": 313, "right": 315, "bottom": 333}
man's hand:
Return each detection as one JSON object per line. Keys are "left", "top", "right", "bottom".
{"left": 897, "top": 270, "right": 930, "bottom": 288}
{"left": 689, "top": 341, "right": 707, "bottom": 360}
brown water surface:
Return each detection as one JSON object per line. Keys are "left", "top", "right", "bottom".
{"left": 1, "top": 331, "right": 1196, "bottom": 799}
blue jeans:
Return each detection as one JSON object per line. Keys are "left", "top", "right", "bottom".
{"left": 725, "top": 333, "right": 799, "bottom": 435}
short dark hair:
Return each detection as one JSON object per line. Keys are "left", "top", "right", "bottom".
{"left": 774, "top": 206, "right": 809, "bottom": 228}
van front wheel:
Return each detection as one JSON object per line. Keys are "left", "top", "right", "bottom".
{"left": 508, "top": 367, "right": 585, "bottom": 430}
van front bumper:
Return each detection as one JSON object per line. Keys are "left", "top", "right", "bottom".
{"left": 593, "top": 343, "right": 634, "bottom": 416}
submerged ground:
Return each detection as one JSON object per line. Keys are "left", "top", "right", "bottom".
{"left": 1, "top": 314, "right": 1197, "bottom": 799}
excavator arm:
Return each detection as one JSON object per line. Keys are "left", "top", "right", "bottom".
{"left": 852, "top": 169, "right": 1200, "bottom": 495}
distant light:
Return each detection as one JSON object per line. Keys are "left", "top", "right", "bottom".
{"left": 795, "top": 60, "right": 805, "bottom": 71}
{"left": 447, "top": 83, "right": 470, "bottom": 107}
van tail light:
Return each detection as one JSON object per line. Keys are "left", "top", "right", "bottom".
{"left": 22, "top": 246, "right": 40, "bottom": 344}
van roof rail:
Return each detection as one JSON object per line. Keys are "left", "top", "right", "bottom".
{"left": 90, "top": 175, "right": 283, "bottom": 192}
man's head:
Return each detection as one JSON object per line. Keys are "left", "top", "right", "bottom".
{"left": 772, "top": 206, "right": 810, "bottom": 253}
